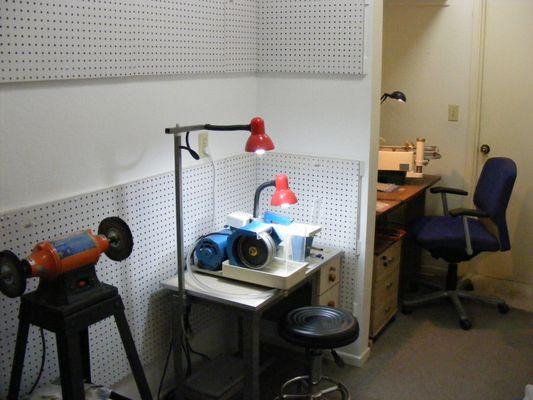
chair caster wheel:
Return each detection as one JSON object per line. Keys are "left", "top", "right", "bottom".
{"left": 402, "top": 306, "right": 413, "bottom": 315}
{"left": 460, "top": 319, "right": 472, "bottom": 330}
{"left": 498, "top": 303, "right": 510, "bottom": 314}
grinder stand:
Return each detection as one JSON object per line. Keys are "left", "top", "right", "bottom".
{"left": 7, "top": 266, "right": 153, "bottom": 400}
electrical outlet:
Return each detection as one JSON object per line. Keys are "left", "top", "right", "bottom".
{"left": 448, "top": 105, "right": 460, "bottom": 122}
{"left": 198, "top": 131, "right": 209, "bottom": 158}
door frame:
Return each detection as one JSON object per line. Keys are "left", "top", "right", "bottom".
{"left": 463, "top": 0, "right": 487, "bottom": 201}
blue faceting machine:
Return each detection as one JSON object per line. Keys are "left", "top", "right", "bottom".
{"left": 193, "top": 211, "right": 320, "bottom": 273}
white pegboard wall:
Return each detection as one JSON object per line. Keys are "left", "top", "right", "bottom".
{"left": 0, "top": 153, "right": 255, "bottom": 396}
{"left": 0, "top": 152, "right": 360, "bottom": 395}
{"left": 258, "top": 0, "right": 365, "bottom": 75}
{"left": 0, "top": 0, "right": 366, "bottom": 82}
{"left": 256, "top": 153, "right": 361, "bottom": 310}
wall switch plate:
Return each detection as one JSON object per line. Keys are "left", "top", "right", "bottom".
{"left": 198, "top": 132, "right": 209, "bottom": 158}
{"left": 448, "top": 105, "right": 460, "bottom": 122}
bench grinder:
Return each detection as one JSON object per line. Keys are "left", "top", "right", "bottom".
{"left": 0, "top": 217, "right": 133, "bottom": 304}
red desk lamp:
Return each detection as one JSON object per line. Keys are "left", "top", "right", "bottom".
{"left": 254, "top": 174, "right": 298, "bottom": 218}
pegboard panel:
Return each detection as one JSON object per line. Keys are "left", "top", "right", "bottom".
{"left": 1, "top": 0, "right": 367, "bottom": 82}
{"left": 0, "top": 153, "right": 255, "bottom": 396}
{"left": 131, "top": 0, "right": 227, "bottom": 76}
{"left": 256, "top": 153, "right": 361, "bottom": 310}
{"left": 258, "top": 0, "right": 366, "bottom": 74}
{"left": 225, "top": 0, "right": 259, "bottom": 73}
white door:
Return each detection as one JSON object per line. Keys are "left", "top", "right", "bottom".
{"left": 473, "top": 0, "right": 533, "bottom": 305}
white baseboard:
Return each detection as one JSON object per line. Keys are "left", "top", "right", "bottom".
{"left": 330, "top": 347, "right": 371, "bottom": 367}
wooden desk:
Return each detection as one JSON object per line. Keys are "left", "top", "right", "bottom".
{"left": 162, "top": 248, "right": 343, "bottom": 400}
{"left": 376, "top": 175, "right": 441, "bottom": 215}
{"left": 375, "top": 175, "right": 441, "bottom": 294}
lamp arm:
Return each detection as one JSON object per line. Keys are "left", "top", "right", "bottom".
{"left": 205, "top": 124, "right": 251, "bottom": 132}
{"left": 253, "top": 180, "right": 276, "bottom": 218}
{"left": 165, "top": 124, "right": 251, "bottom": 135}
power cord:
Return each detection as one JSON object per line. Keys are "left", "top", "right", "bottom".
{"left": 179, "top": 132, "right": 200, "bottom": 160}
{"left": 157, "top": 305, "right": 211, "bottom": 400}
{"left": 204, "top": 146, "right": 218, "bottom": 230}
{"left": 28, "top": 327, "right": 46, "bottom": 395}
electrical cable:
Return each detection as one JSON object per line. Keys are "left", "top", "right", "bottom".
{"left": 28, "top": 327, "right": 46, "bottom": 395}
{"left": 179, "top": 132, "right": 200, "bottom": 160}
{"left": 157, "top": 341, "right": 173, "bottom": 400}
{"left": 205, "top": 148, "right": 217, "bottom": 229}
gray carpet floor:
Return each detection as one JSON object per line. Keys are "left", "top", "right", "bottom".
{"left": 262, "top": 303, "right": 533, "bottom": 400}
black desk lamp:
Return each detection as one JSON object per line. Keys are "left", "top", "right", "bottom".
{"left": 381, "top": 91, "right": 407, "bottom": 104}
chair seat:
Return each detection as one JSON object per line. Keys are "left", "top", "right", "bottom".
{"left": 279, "top": 306, "right": 359, "bottom": 349}
{"left": 412, "top": 216, "right": 500, "bottom": 262}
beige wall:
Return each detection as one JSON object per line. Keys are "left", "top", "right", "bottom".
{"left": 381, "top": 0, "right": 475, "bottom": 273}
{"left": 381, "top": 0, "right": 532, "bottom": 310}
{"left": 381, "top": 0, "right": 475, "bottom": 216}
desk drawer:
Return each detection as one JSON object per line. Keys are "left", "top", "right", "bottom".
{"left": 373, "top": 240, "right": 401, "bottom": 284}
{"left": 318, "top": 283, "right": 340, "bottom": 308}
{"left": 318, "top": 256, "right": 341, "bottom": 295}
{"left": 371, "top": 279, "right": 398, "bottom": 337}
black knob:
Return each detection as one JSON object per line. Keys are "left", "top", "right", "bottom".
{"left": 480, "top": 144, "right": 491, "bottom": 154}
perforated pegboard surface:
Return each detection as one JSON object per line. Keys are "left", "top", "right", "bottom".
{"left": 0, "top": 0, "right": 366, "bottom": 82}
{"left": 0, "top": 153, "right": 255, "bottom": 396}
{"left": 258, "top": 0, "right": 365, "bottom": 74}
{"left": 225, "top": 0, "right": 258, "bottom": 73}
{"left": 256, "top": 153, "right": 361, "bottom": 310}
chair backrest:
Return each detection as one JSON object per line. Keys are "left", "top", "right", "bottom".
{"left": 473, "top": 157, "right": 517, "bottom": 251}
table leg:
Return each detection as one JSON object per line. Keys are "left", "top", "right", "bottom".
{"left": 242, "top": 313, "right": 260, "bottom": 400}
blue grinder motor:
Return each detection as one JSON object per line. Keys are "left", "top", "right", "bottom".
{"left": 194, "top": 229, "right": 232, "bottom": 271}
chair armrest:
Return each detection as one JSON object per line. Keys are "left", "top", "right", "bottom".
{"left": 449, "top": 208, "right": 489, "bottom": 218}
{"left": 431, "top": 187, "right": 468, "bottom": 216}
{"left": 430, "top": 186, "right": 468, "bottom": 196}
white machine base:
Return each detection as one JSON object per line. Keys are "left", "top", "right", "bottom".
{"left": 222, "top": 258, "right": 308, "bottom": 289}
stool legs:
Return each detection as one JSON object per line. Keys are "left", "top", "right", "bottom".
{"left": 56, "top": 331, "right": 86, "bottom": 399}
{"left": 278, "top": 350, "right": 350, "bottom": 400}
{"left": 114, "top": 306, "right": 153, "bottom": 400}
{"left": 7, "top": 318, "right": 30, "bottom": 400}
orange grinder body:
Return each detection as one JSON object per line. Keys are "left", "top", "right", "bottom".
{"left": 24, "top": 230, "right": 110, "bottom": 280}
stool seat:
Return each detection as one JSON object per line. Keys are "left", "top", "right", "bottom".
{"left": 279, "top": 306, "right": 359, "bottom": 349}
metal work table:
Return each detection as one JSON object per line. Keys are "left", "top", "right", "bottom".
{"left": 162, "top": 247, "right": 343, "bottom": 400}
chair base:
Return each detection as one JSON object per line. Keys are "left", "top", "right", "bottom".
{"left": 402, "top": 289, "right": 509, "bottom": 330}
{"left": 278, "top": 375, "right": 350, "bottom": 400}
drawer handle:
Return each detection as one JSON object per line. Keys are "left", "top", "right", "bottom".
{"left": 386, "top": 282, "right": 393, "bottom": 289}
{"left": 381, "top": 255, "right": 395, "bottom": 267}
{"left": 328, "top": 300, "right": 336, "bottom": 307}
{"left": 328, "top": 272, "right": 337, "bottom": 282}
{"left": 384, "top": 306, "right": 391, "bottom": 314}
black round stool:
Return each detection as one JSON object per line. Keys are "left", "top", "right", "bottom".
{"left": 277, "top": 306, "right": 359, "bottom": 399}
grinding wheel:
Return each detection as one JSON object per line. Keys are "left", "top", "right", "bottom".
{"left": 0, "top": 250, "right": 27, "bottom": 298}
{"left": 98, "top": 217, "right": 134, "bottom": 261}
{"left": 236, "top": 232, "right": 276, "bottom": 269}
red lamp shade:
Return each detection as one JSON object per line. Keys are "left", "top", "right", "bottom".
{"left": 245, "top": 117, "right": 275, "bottom": 154}
{"left": 271, "top": 174, "right": 297, "bottom": 208}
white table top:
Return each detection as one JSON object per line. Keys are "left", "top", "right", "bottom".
{"left": 161, "top": 247, "right": 342, "bottom": 311}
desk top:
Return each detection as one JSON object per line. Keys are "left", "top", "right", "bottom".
{"left": 161, "top": 248, "right": 343, "bottom": 312}
{"left": 376, "top": 175, "right": 440, "bottom": 216}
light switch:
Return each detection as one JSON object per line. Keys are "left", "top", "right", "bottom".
{"left": 448, "top": 105, "right": 460, "bottom": 122}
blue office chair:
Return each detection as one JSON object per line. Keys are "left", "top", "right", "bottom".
{"left": 402, "top": 157, "right": 517, "bottom": 330}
